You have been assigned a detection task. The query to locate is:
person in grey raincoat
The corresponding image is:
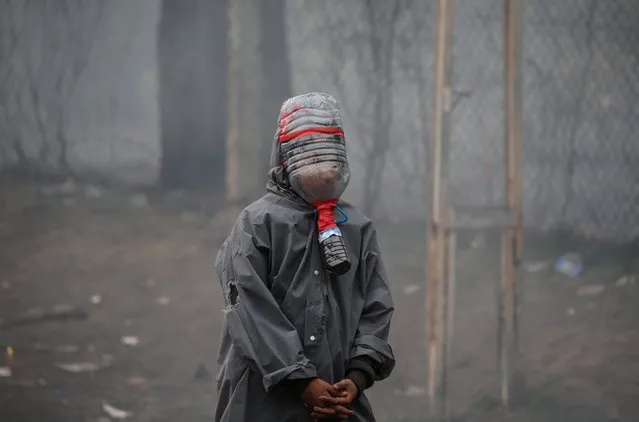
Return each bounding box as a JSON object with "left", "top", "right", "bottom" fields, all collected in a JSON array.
[{"left": 214, "top": 92, "right": 395, "bottom": 421}]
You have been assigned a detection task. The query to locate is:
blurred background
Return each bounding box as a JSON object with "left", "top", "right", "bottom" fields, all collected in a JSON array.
[{"left": 0, "top": 0, "right": 638, "bottom": 421}]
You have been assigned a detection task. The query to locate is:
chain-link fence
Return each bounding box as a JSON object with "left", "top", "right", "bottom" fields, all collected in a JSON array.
[
  {"left": 286, "top": 0, "right": 435, "bottom": 217},
  {"left": 287, "top": 0, "right": 639, "bottom": 241},
  {"left": 2, "top": 0, "right": 636, "bottom": 240},
  {"left": 449, "top": 0, "right": 639, "bottom": 241}
]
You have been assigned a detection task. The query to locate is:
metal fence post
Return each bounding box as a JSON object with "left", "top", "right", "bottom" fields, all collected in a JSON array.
[
  {"left": 427, "top": 0, "right": 455, "bottom": 419},
  {"left": 500, "top": 0, "right": 523, "bottom": 409}
]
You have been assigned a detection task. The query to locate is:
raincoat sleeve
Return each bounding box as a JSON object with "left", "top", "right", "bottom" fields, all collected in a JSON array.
[
  {"left": 349, "top": 224, "right": 395, "bottom": 382},
  {"left": 215, "top": 211, "right": 318, "bottom": 393}
]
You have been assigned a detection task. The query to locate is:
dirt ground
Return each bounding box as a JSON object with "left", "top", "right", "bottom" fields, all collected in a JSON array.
[{"left": 0, "top": 186, "right": 638, "bottom": 422}]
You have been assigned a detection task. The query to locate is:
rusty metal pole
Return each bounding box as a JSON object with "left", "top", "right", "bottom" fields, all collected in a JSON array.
[
  {"left": 427, "top": 0, "right": 455, "bottom": 418},
  {"left": 501, "top": 0, "right": 523, "bottom": 409}
]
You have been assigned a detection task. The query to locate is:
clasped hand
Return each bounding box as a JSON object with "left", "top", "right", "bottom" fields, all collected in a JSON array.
[{"left": 301, "top": 378, "right": 359, "bottom": 421}]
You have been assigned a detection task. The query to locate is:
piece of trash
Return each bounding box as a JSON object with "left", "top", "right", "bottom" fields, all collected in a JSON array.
[
  {"left": 523, "top": 261, "right": 550, "bottom": 273},
  {"left": 0, "top": 367, "right": 12, "bottom": 377},
  {"left": 402, "top": 385, "right": 426, "bottom": 397},
  {"left": 56, "top": 345, "right": 79, "bottom": 353},
  {"left": 56, "top": 362, "right": 101, "bottom": 373},
  {"left": 102, "top": 402, "right": 132, "bottom": 419},
  {"left": 402, "top": 284, "right": 420, "bottom": 296},
  {"left": 470, "top": 234, "right": 486, "bottom": 249},
  {"left": 53, "top": 304, "right": 77, "bottom": 313},
  {"left": 126, "top": 376, "right": 147, "bottom": 387},
  {"left": 194, "top": 363, "right": 213, "bottom": 382},
  {"left": 567, "top": 307, "right": 576, "bottom": 316},
  {"left": 1, "top": 280, "right": 10, "bottom": 290},
  {"left": 554, "top": 253, "right": 583, "bottom": 278},
  {"left": 6, "top": 346, "right": 14, "bottom": 360},
  {"left": 90, "top": 295, "right": 103, "bottom": 305},
  {"left": 156, "top": 296, "right": 170, "bottom": 306},
  {"left": 121, "top": 336, "right": 140, "bottom": 347},
  {"left": 33, "top": 343, "right": 80, "bottom": 354},
  {"left": 577, "top": 284, "right": 605, "bottom": 297},
  {"left": 616, "top": 275, "right": 637, "bottom": 287},
  {"left": 56, "top": 354, "right": 112, "bottom": 373},
  {"left": 1, "top": 304, "right": 88, "bottom": 329}
]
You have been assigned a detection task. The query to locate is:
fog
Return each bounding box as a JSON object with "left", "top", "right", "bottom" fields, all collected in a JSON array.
[{"left": 0, "top": 1, "right": 638, "bottom": 421}]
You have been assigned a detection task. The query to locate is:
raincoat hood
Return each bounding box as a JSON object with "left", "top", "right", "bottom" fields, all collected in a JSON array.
[
  {"left": 266, "top": 95, "right": 294, "bottom": 198},
  {"left": 266, "top": 129, "right": 293, "bottom": 198}
]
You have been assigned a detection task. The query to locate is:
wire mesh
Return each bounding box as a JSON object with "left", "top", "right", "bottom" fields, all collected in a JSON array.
[
  {"left": 447, "top": 0, "right": 639, "bottom": 240},
  {"left": 286, "top": 0, "right": 639, "bottom": 240},
  {"left": 2, "top": 0, "right": 636, "bottom": 240}
]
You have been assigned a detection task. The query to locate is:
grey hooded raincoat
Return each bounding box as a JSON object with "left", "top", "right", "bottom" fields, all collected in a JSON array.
[{"left": 214, "top": 135, "right": 395, "bottom": 422}]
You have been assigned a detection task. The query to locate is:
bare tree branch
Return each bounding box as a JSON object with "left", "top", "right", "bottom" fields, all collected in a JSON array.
[{"left": 1, "top": 1, "right": 105, "bottom": 173}]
